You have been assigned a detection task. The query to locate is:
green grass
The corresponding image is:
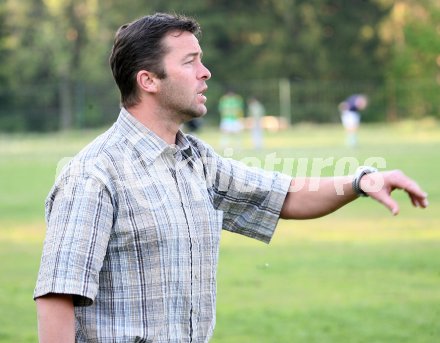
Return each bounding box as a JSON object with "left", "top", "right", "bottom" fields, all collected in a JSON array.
[{"left": 1, "top": 120, "right": 439, "bottom": 342}]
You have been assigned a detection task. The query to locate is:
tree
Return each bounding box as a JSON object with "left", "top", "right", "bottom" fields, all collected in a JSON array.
[
  {"left": 379, "top": 0, "right": 440, "bottom": 119},
  {"left": 1, "top": 0, "right": 59, "bottom": 131},
  {"left": 0, "top": 0, "right": 438, "bottom": 131}
]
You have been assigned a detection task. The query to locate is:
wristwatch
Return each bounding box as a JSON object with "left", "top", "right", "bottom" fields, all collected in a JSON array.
[{"left": 352, "top": 166, "right": 379, "bottom": 197}]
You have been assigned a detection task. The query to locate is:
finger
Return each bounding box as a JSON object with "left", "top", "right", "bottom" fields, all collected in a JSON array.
[
  {"left": 397, "top": 177, "right": 426, "bottom": 199},
  {"left": 390, "top": 203, "right": 399, "bottom": 216},
  {"left": 409, "top": 192, "right": 422, "bottom": 207},
  {"left": 371, "top": 192, "right": 400, "bottom": 216},
  {"left": 390, "top": 172, "right": 428, "bottom": 208},
  {"left": 408, "top": 192, "right": 429, "bottom": 208}
]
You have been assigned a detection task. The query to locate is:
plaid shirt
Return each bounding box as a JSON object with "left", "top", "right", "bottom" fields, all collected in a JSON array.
[{"left": 34, "top": 108, "right": 291, "bottom": 342}]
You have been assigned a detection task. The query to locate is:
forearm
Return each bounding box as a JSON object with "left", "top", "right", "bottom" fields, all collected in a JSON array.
[
  {"left": 36, "top": 294, "right": 75, "bottom": 343},
  {"left": 280, "top": 176, "right": 357, "bottom": 219},
  {"left": 280, "top": 169, "right": 428, "bottom": 219}
]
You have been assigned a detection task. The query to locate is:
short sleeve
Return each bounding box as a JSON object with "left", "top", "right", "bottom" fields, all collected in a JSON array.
[
  {"left": 34, "top": 173, "right": 114, "bottom": 306},
  {"left": 204, "top": 149, "right": 292, "bottom": 243}
]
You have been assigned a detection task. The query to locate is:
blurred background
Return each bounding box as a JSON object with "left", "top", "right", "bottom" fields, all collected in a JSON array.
[
  {"left": 1, "top": 1, "right": 440, "bottom": 342},
  {"left": 0, "top": 0, "right": 439, "bottom": 132}
]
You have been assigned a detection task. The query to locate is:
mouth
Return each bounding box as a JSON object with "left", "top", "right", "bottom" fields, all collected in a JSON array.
[
  {"left": 197, "top": 87, "right": 208, "bottom": 101},
  {"left": 197, "top": 86, "right": 208, "bottom": 95}
]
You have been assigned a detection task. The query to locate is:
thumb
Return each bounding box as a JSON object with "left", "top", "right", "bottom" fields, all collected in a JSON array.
[{"left": 373, "top": 193, "right": 400, "bottom": 216}]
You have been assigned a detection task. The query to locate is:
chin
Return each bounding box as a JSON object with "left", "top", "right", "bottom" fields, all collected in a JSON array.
[
  {"left": 182, "top": 111, "right": 205, "bottom": 122},
  {"left": 191, "top": 106, "right": 207, "bottom": 118}
]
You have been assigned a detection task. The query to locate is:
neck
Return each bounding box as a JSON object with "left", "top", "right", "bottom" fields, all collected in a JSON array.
[{"left": 127, "top": 104, "right": 181, "bottom": 145}]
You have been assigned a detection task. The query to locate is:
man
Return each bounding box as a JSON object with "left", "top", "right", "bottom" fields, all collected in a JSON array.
[
  {"left": 247, "top": 96, "right": 265, "bottom": 149},
  {"left": 339, "top": 94, "right": 368, "bottom": 148},
  {"left": 34, "top": 13, "right": 428, "bottom": 343},
  {"left": 218, "top": 90, "right": 244, "bottom": 148}
]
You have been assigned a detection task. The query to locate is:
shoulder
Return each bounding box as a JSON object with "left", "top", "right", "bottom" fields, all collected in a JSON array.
[{"left": 55, "top": 124, "right": 127, "bottom": 185}]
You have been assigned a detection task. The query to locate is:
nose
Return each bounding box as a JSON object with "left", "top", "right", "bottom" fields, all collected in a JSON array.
[{"left": 199, "top": 62, "right": 211, "bottom": 81}]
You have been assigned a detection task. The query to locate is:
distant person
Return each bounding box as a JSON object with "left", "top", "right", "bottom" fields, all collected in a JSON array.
[
  {"left": 339, "top": 94, "right": 368, "bottom": 148},
  {"left": 247, "top": 96, "right": 265, "bottom": 149},
  {"left": 218, "top": 90, "right": 244, "bottom": 148},
  {"left": 34, "top": 13, "right": 428, "bottom": 342}
]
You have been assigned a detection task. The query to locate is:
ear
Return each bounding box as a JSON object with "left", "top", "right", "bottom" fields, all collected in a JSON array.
[{"left": 136, "top": 70, "right": 158, "bottom": 93}]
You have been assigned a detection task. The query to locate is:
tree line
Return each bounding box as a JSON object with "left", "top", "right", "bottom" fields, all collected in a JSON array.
[{"left": 0, "top": 0, "right": 439, "bottom": 132}]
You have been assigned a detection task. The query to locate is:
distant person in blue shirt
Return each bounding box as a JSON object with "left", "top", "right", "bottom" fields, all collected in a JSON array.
[{"left": 339, "top": 94, "right": 368, "bottom": 148}]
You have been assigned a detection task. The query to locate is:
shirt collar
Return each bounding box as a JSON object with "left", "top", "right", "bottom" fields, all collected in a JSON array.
[{"left": 116, "top": 107, "right": 193, "bottom": 165}]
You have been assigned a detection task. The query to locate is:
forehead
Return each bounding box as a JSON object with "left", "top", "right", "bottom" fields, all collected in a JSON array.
[{"left": 162, "top": 31, "right": 202, "bottom": 58}]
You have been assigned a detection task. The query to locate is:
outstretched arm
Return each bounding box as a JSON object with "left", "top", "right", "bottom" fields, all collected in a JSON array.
[{"left": 280, "top": 170, "right": 428, "bottom": 220}]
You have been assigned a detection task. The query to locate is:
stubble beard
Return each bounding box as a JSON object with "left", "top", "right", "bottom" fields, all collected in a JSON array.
[{"left": 159, "top": 78, "right": 206, "bottom": 123}]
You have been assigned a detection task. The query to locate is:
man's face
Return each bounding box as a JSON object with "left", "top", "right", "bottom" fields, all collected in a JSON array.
[{"left": 156, "top": 31, "right": 211, "bottom": 121}]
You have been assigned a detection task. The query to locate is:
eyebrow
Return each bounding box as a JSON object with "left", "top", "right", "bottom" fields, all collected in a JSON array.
[{"left": 182, "top": 51, "right": 203, "bottom": 61}]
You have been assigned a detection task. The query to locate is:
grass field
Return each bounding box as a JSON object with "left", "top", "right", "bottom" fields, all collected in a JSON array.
[{"left": 0, "top": 120, "right": 439, "bottom": 342}]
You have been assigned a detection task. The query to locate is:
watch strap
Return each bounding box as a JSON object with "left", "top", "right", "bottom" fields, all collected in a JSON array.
[{"left": 352, "top": 166, "right": 378, "bottom": 197}]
